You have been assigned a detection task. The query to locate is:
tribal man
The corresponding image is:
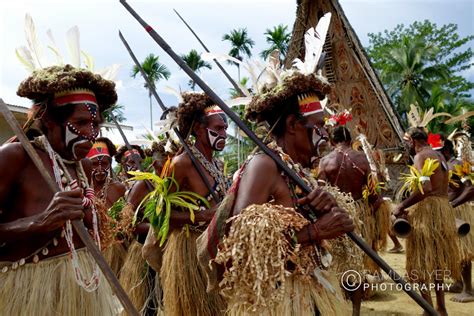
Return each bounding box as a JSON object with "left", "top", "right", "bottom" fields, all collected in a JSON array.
[
  {"left": 157, "top": 92, "right": 229, "bottom": 316},
  {"left": 86, "top": 137, "right": 127, "bottom": 276},
  {"left": 115, "top": 144, "right": 145, "bottom": 182},
  {"left": 0, "top": 65, "right": 117, "bottom": 314},
  {"left": 319, "top": 125, "right": 388, "bottom": 314},
  {"left": 393, "top": 127, "right": 460, "bottom": 316},
  {"left": 198, "top": 69, "right": 355, "bottom": 315},
  {"left": 440, "top": 137, "right": 474, "bottom": 302}
]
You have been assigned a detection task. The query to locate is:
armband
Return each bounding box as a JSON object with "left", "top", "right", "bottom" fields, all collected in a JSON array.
[
  {"left": 419, "top": 176, "right": 431, "bottom": 182},
  {"left": 461, "top": 176, "right": 469, "bottom": 183}
]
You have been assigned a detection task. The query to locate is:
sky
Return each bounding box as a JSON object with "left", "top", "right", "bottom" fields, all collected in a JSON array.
[{"left": 1, "top": 0, "right": 473, "bottom": 144}]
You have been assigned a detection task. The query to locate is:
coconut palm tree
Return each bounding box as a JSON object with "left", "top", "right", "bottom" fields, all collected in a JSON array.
[
  {"left": 181, "top": 49, "right": 212, "bottom": 90},
  {"left": 380, "top": 37, "right": 448, "bottom": 116},
  {"left": 260, "top": 24, "right": 291, "bottom": 63},
  {"left": 131, "top": 53, "right": 171, "bottom": 131},
  {"left": 222, "top": 28, "right": 255, "bottom": 80}
]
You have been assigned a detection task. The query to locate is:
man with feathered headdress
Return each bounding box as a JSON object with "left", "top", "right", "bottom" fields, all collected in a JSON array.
[
  {"left": 139, "top": 91, "right": 229, "bottom": 316},
  {"left": 197, "top": 13, "right": 355, "bottom": 315},
  {"left": 0, "top": 16, "right": 120, "bottom": 314},
  {"left": 393, "top": 105, "right": 461, "bottom": 315}
]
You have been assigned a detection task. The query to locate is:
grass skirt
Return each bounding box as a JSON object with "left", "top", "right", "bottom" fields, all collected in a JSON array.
[
  {"left": 226, "top": 273, "right": 350, "bottom": 316},
  {"left": 454, "top": 202, "right": 474, "bottom": 264},
  {"left": 103, "top": 242, "right": 127, "bottom": 277},
  {"left": 0, "top": 249, "right": 116, "bottom": 316},
  {"left": 161, "top": 229, "right": 226, "bottom": 316},
  {"left": 119, "top": 239, "right": 150, "bottom": 315},
  {"left": 406, "top": 196, "right": 461, "bottom": 283}
]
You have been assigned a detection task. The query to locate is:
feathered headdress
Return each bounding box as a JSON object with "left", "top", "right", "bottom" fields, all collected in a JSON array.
[
  {"left": 407, "top": 104, "right": 452, "bottom": 130},
  {"left": 427, "top": 133, "right": 443, "bottom": 150},
  {"left": 16, "top": 14, "right": 120, "bottom": 80}
]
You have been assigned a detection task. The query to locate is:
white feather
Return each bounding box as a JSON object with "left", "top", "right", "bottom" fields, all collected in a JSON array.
[
  {"left": 292, "top": 12, "right": 331, "bottom": 75},
  {"left": 225, "top": 97, "right": 252, "bottom": 107},
  {"left": 66, "top": 26, "right": 81, "bottom": 67},
  {"left": 24, "top": 14, "right": 46, "bottom": 68},
  {"left": 163, "top": 86, "right": 183, "bottom": 103},
  {"left": 46, "top": 29, "right": 63, "bottom": 65},
  {"left": 15, "top": 46, "right": 35, "bottom": 72},
  {"left": 97, "top": 64, "right": 121, "bottom": 81},
  {"left": 81, "top": 51, "right": 95, "bottom": 71}
]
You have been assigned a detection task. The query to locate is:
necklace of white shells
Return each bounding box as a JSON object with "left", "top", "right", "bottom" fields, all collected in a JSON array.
[{"left": 42, "top": 135, "right": 101, "bottom": 292}]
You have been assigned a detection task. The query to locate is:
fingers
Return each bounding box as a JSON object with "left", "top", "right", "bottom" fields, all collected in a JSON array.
[
  {"left": 298, "top": 188, "right": 337, "bottom": 213},
  {"left": 58, "top": 188, "right": 83, "bottom": 198}
]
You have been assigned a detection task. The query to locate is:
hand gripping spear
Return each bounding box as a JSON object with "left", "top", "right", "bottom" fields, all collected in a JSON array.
[
  {"left": 173, "top": 9, "right": 246, "bottom": 97},
  {"left": 118, "top": 31, "right": 220, "bottom": 204},
  {"left": 0, "top": 98, "right": 140, "bottom": 316},
  {"left": 119, "top": 1, "right": 438, "bottom": 314}
]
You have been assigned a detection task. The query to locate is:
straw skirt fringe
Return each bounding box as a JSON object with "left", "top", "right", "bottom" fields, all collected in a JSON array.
[
  {"left": 119, "top": 239, "right": 149, "bottom": 315},
  {"left": 454, "top": 202, "right": 474, "bottom": 263},
  {"left": 406, "top": 196, "right": 461, "bottom": 283},
  {"left": 160, "top": 229, "right": 226, "bottom": 316},
  {"left": 226, "top": 273, "right": 350, "bottom": 316},
  {"left": 375, "top": 200, "right": 390, "bottom": 251},
  {"left": 103, "top": 242, "right": 127, "bottom": 277},
  {"left": 0, "top": 249, "right": 116, "bottom": 316}
]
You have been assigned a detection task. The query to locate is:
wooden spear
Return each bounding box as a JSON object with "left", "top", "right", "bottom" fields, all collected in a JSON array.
[
  {"left": 118, "top": 30, "right": 220, "bottom": 203},
  {"left": 173, "top": 9, "right": 246, "bottom": 97},
  {"left": 119, "top": 1, "right": 438, "bottom": 314},
  {"left": 0, "top": 98, "right": 140, "bottom": 316}
]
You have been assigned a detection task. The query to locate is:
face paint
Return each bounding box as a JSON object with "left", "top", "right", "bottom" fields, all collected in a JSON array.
[
  {"left": 207, "top": 128, "right": 226, "bottom": 151},
  {"left": 311, "top": 126, "right": 329, "bottom": 156},
  {"left": 64, "top": 103, "right": 99, "bottom": 159},
  {"left": 92, "top": 155, "right": 110, "bottom": 182}
]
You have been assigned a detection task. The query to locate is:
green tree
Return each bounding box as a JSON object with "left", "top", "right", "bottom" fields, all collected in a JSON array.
[
  {"left": 260, "top": 24, "right": 291, "bottom": 63},
  {"left": 131, "top": 54, "right": 171, "bottom": 131},
  {"left": 222, "top": 28, "right": 255, "bottom": 80},
  {"left": 102, "top": 103, "right": 126, "bottom": 124},
  {"left": 181, "top": 49, "right": 212, "bottom": 90},
  {"left": 380, "top": 37, "right": 448, "bottom": 113},
  {"left": 367, "top": 20, "right": 473, "bottom": 127}
]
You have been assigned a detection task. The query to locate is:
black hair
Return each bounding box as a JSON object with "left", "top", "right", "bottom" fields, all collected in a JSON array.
[
  {"left": 259, "top": 94, "right": 306, "bottom": 138},
  {"left": 442, "top": 139, "right": 455, "bottom": 157},
  {"left": 332, "top": 126, "right": 352, "bottom": 144},
  {"left": 406, "top": 127, "right": 428, "bottom": 142}
]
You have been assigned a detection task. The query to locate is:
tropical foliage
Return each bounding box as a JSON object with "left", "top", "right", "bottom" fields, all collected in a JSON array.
[
  {"left": 222, "top": 28, "right": 255, "bottom": 80},
  {"left": 181, "top": 49, "right": 212, "bottom": 90},
  {"left": 130, "top": 53, "right": 171, "bottom": 130},
  {"left": 128, "top": 159, "right": 209, "bottom": 246},
  {"left": 367, "top": 21, "right": 473, "bottom": 132},
  {"left": 260, "top": 24, "right": 291, "bottom": 63}
]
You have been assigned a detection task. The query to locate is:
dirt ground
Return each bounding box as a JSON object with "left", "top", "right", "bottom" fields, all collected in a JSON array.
[{"left": 360, "top": 239, "right": 473, "bottom": 315}]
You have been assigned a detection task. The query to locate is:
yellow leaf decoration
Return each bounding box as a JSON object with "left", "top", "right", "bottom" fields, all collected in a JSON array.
[
  {"left": 453, "top": 162, "right": 473, "bottom": 184},
  {"left": 399, "top": 158, "right": 439, "bottom": 196},
  {"left": 362, "top": 173, "right": 386, "bottom": 201},
  {"left": 128, "top": 160, "right": 209, "bottom": 246}
]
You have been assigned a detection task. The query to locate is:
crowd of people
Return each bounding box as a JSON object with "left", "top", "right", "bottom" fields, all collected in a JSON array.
[{"left": 0, "top": 11, "right": 473, "bottom": 316}]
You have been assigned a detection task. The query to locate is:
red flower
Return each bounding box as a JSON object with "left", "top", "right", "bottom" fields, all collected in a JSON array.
[{"left": 428, "top": 133, "right": 443, "bottom": 150}]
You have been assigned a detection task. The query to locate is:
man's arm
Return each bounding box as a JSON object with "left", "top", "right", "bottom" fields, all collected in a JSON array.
[
  {"left": 394, "top": 154, "right": 432, "bottom": 215},
  {"left": 317, "top": 158, "right": 328, "bottom": 182}
]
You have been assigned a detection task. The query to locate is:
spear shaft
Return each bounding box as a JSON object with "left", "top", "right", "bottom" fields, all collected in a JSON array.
[
  {"left": 118, "top": 31, "right": 220, "bottom": 203},
  {"left": 173, "top": 9, "right": 245, "bottom": 97},
  {"left": 119, "top": 1, "right": 437, "bottom": 314}
]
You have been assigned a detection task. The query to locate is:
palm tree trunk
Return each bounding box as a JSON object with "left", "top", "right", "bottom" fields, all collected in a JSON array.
[
  {"left": 237, "top": 64, "right": 241, "bottom": 82},
  {"left": 149, "top": 92, "right": 153, "bottom": 131}
]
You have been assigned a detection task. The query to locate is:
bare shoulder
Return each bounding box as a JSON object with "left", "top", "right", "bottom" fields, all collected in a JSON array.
[
  {"left": 110, "top": 180, "right": 127, "bottom": 195},
  {"left": 246, "top": 153, "right": 278, "bottom": 176},
  {"left": 0, "top": 142, "right": 28, "bottom": 172},
  {"left": 172, "top": 151, "right": 192, "bottom": 169}
]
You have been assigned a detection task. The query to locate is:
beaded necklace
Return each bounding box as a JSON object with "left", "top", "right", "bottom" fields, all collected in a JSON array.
[
  {"left": 188, "top": 144, "right": 229, "bottom": 202},
  {"left": 39, "top": 136, "right": 101, "bottom": 292}
]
